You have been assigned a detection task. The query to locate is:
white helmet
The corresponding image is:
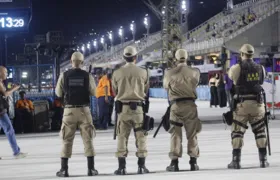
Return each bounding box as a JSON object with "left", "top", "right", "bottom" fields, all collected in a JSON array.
[
  {"left": 175, "top": 49, "right": 188, "bottom": 61},
  {"left": 123, "top": 46, "right": 137, "bottom": 58},
  {"left": 240, "top": 44, "right": 254, "bottom": 55}
]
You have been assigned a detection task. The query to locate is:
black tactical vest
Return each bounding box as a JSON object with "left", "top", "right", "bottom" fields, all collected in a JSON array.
[
  {"left": 235, "top": 59, "right": 263, "bottom": 95},
  {"left": 63, "top": 69, "right": 90, "bottom": 105}
]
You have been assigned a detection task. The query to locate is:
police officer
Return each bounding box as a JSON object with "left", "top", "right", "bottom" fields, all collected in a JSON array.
[
  {"left": 163, "top": 49, "right": 201, "bottom": 172},
  {"left": 112, "top": 46, "right": 149, "bottom": 175},
  {"left": 228, "top": 44, "right": 269, "bottom": 169},
  {"left": 55, "top": 52, "right": 98, "bottom": 177}
]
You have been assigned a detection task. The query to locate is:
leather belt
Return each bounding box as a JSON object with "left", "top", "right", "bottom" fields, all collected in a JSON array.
[
  {"left": 240, "top": 97, "right": 258, "bottom": 101},
  {"left": 170, "top": 97, "right": 195, "bottom": 105},
  {"left": 64, "top": 105, "right": 89, "bottom": 108},
  {"left": 122, "top": 102, "right": 143, "bottom": 106}
]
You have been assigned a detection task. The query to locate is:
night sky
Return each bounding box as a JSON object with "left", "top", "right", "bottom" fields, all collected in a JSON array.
[{"left": 6, "top": 0, "right": 247, "bottom": 55}]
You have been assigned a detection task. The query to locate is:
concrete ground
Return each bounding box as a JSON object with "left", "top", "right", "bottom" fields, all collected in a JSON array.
[
  {"left": 1, "top": 122, "right": 280, "bottom": 180},
  {"left": 148, "top": 98, "right": 280, "bottom": 123}
]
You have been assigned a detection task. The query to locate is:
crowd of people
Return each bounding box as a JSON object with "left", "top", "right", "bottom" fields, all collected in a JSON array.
[
  {"left": 206, "top": 8, "right": 257, "bottom": 40},
  {"left": 209, "top": 69, "right": 233, "bottom": 108}
]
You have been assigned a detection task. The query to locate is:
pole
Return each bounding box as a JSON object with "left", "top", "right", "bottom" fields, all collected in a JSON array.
[
  {"left": 4, "top": 34, "right": 8, "bottom": 66},
  {"left": 110, "top": 41, "right": 114, "bottom": 58},
  {"left": 133, "top": 33, "right": 135, "bottom": 42},
  {"left": 271, "top": 57, "right": 275, "bottom": 118},
  {"left": 36, "top": 50, "right": 41, "bottom": 92},
  {"left": 147, "top": 28, "right": 150, "bottom": 46},
  {"left": 263, "top": 90, "right": 272, "bottom": 156},
  {"left": 0, "top": 36, "right": 2, "bottom": 65}
]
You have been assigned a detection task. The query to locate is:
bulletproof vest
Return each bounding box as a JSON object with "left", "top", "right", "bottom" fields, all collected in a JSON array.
[
  {"left": 235, "top": 59, "right": 263, "bottom": 95},
  {"left": 63, "top": 69, "right": 90, "bottom": 105}
]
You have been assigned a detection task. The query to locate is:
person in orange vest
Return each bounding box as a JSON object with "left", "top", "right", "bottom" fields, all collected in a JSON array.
[
  {"left": 106, "top": 68, "right": 115, "bottom": 127},
  {"left": 96, "top": 70, "right": 111, "bottom": 130}
]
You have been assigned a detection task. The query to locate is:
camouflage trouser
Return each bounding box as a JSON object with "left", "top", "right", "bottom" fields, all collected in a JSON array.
[
  {"left": 232, "top": 100, "right": 266, "bottom": 149},
  {"left": 60, "top": 107, "right": 96, "bottom": 158},
  {"left": 116, "top": 105, "right": 147, "bottom": 158},
  {"left": 168, "top": 101, "right": 202, "bottom": 160}
]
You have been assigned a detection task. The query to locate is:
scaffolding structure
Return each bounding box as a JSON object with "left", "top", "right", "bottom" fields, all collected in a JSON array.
[{"left": 143, "top": 0, "right": 189, "bottom": 68}]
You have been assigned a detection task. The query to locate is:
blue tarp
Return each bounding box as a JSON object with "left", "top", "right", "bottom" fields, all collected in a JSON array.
[{"left": 148, "top": 86, "right": 211, "bottom": 100}]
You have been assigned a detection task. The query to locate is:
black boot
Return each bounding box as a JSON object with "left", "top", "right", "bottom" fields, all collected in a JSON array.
[
  {"left": 56, "top": 158, "right": 69, "bottom": 177},
  {"left": 228, "top": 149, "right": 241, "bottom": 169},
  {"left": 166, "top": 159, "right": 179, "bottom": 172},
  {"left": 87, "top": 156, "right": 99, "bottom": 176},
  {"left": 137, "top": 158, "right": 149, "bottom": 174},
  {"left": 259, "top": 148, "right": 269, "bottom": 168},
  {"left": 189, "top": 157, "right": 199, "bottom": 171},
  {"left": 114, "top": 158, "right": 127, "bottom": 175}
]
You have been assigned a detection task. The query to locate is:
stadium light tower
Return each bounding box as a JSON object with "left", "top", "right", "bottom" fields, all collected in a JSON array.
[
  {"left": 119, "top": 26, "right": 124, "bottom": 46},
  {"left": 181, "top": 0, "right": 187, "bottom": 11},
  {"left": 93, "top": 39, "right": 98, "bottom": 52},
  {"left": 144, "top": 14, "right": 150, "bottom": 37},
  {"left": 100, "top": 36, "right": 104, "bottom": 44},
  {"left": 108, "top": 31, "right": 113, "bottom": 46},
  {"left": 227, "top": 0, "right": 233, "bottom": 10},
  {"left": 181, "top": 0, "right": 188, "bottom": 26},
  {"left": 81, "top": 44, "right": 85, "bottom": 52},
  {"left": 108, "top": 31, "right": 114, "bottom": 56},
  {"left": 143, "top": 0, "right": 190, "bottom": 68},
  {"left": 130, "top": 21, "right": 136, "bottom": 41},
  {"left": 161, "top": 6, "right": 166, "bottom": 15},
  {"left": 100, "top": 35, "right": 107, "bottom": 52}
]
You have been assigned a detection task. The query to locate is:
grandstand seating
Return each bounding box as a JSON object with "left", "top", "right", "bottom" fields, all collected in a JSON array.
[{"left": 60, "top": 0, "right": 275, "bottom": 70}]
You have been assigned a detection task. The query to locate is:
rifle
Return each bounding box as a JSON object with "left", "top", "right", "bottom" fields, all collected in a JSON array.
[
  {"left": 153, "top": 118, "right": 164, "bottom": 138},
  {"left": 262, "top": 90, "right": 271, "bottom": 156},
  {"left": 153, "top": 105, "right": 171, "bottom": 138},
  {"left": 113, "top": 110, "right": 118, "bottom": 140},
  {"left": 89, "top": 65, "right": 92, "bottom": 74}
]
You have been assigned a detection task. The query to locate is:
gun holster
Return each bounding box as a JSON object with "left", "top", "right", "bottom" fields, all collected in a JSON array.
[
  {"left": 143, "top": 101, "right": 150, "bottom": 113},
  {"left": 222, "top": 111, "right": 233, "bottom": 126},
  {"left": 127, "top": 102, "right": 137, "bottom": 110},
  {"left": 143, "top": 115, "right": 154, "bottom": 131},
  {"left": 231, "top": 98, "right": 238, "bottom": 111},
  {"left": 256, "top": 93, "right": 263, "bottom": 104},
  {"left": 115, "top": 101, "right": 123, "bottom": 113}
]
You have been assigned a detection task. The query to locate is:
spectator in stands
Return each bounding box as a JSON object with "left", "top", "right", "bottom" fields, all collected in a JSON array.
[
  {"left": 213, "top": 23, "right": 218, "bottom": 30},
  {"left": 15, "top": 91, "right": 34, "bottom": 133},
  {"left": 96, "top": 70, "right": 111, "bottom": 130},
  {"left": 206, "top": 24, "right": 210, "bottom": 32},
  {"left": 16, "top": 91, "right": 34, "bottom": 111},
  {"left": 0, "top": 66, "right": 27, "bottom": 159},
  {"left": 209, "top": 74, "right": 218, "bottom": 108},
  {"left": 242, "top": 14, "right": 248, "bottom": 25},
  {"left": 224, "top": 68, "right": 233, "bottom": 107},
  {"left": 248, "top": 12, "right": 256, "bottom": 22}
]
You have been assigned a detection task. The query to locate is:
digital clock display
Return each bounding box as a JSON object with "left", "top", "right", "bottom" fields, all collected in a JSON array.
[{"left": 0, "top": 17, "right": 25, "bottom": 28}]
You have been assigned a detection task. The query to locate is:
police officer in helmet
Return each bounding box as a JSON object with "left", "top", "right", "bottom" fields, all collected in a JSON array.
[
  {"left": 112, "top": 46, "right": 150, "bottom": 175},
  {"left": 228, "top": 44, "right": 269, "bottom": 169},
  {"left": 55, "top": 52, "right": 98, "bottom": 177}
]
